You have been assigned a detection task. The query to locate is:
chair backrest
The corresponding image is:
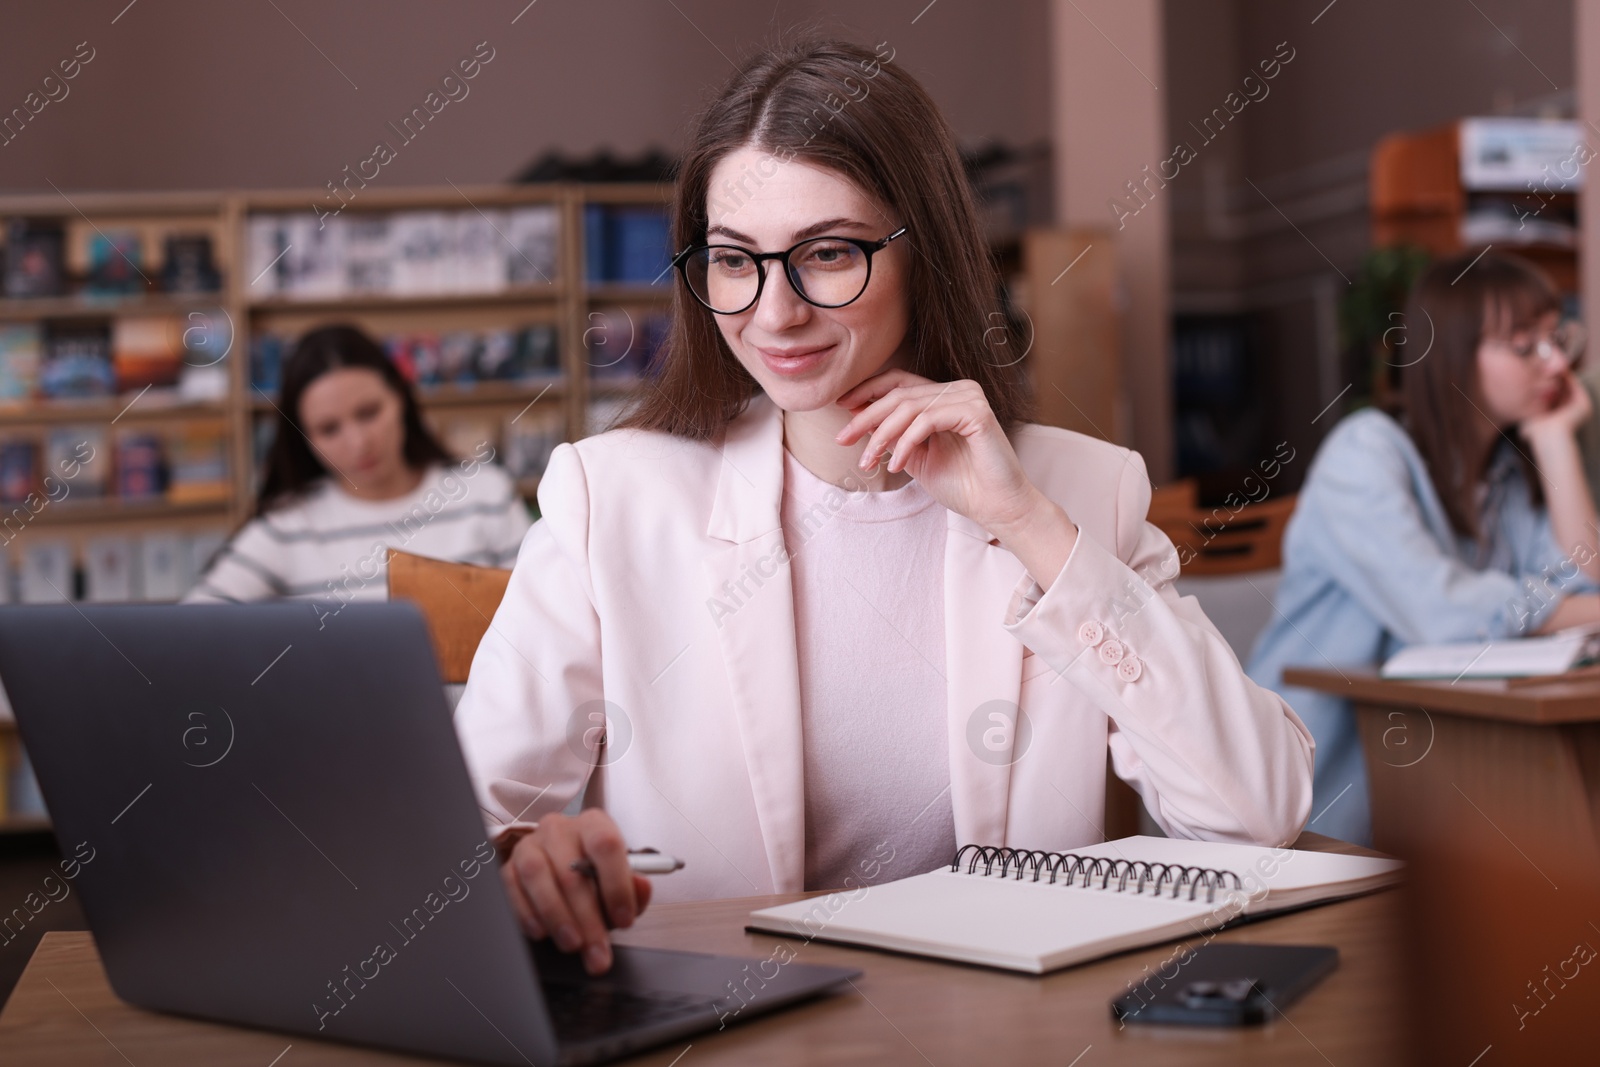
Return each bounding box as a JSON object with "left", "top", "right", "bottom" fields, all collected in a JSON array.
[
  {"left": 385, "top": 549, "right": 512, "bottom": 684},
  {"left": 1148, "top": 486, "right": 1298, "bottom": 577}
]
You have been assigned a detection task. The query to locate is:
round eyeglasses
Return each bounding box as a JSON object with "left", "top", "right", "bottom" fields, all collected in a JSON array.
[
  {"left": 672, "top": 226, "right": 908, "bottom": 315},
  {"left": 1507, "top": 319, "right": 1586, "bottom": 368}
]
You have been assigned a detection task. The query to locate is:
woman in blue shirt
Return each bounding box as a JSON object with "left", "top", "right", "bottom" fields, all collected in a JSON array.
[{"left": 1248, "top": 249, "right": 1600, "bottom": 845}]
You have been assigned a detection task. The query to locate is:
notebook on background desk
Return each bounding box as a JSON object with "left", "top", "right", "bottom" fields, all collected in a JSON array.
[
  {"left": 746, "top": 836, "right": 1403, "bottom": 975},
  {"left": 1380, "top": 622, "right": 1600, "bottom": 680}
]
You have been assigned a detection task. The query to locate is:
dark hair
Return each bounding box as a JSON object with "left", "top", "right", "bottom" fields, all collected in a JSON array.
[
  {"left": 255, "top": 324, "right": 453, "bottom": 516},
  {"left": 616, "top": 34, "right": 1031, "bottom": 439},
  {"left": 1399, "top": 248, "right": 1558, "bottom": 539}
]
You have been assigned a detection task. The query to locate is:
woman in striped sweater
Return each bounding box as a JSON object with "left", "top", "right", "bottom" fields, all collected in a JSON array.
[{"left": 186, "top": 324, "right": 531, "bottom": 610}]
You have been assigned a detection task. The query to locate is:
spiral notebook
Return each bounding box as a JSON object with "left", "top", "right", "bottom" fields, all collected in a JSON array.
[{"left": 745, "top": 836, "right": 1403, "bottom": 974}]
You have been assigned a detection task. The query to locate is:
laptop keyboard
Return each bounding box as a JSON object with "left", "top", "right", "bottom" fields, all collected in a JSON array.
[{"left": 542, "top": 981, "right": 716, "bottom": 1043}]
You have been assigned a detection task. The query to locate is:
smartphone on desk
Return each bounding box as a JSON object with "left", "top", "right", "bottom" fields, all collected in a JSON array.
[{"left": 1111, "top": 943, "right": 1339, "bottom": 1026}]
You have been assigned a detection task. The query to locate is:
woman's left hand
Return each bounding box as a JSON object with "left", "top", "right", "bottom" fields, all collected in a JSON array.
[{"left": 834, "top": 369, "right": 1041, "bottom": 533}]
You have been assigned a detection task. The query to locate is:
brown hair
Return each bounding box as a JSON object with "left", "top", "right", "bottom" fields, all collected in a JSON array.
[
  {"left": 616, "top": 34, "right": 1030, "bottom": 439},
  {"left": 257, "top": 324, "right": 453, "bottom": 516},
  {"left": 1399, "top": 248, "right": 1558, "bottom": 539}
]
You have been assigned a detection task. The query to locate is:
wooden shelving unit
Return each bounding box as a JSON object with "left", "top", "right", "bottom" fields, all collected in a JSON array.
[
  {"left": 1371, "top": 120, "right": 1579, "bottom": 295},
  {"left": 0, "top": 182, "right": 672, "bottom": 827},
  {"left": 0, "top": 181, "right": 673, "bottom": 559}
]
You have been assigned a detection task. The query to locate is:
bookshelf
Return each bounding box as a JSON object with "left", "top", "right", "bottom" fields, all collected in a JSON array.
[
  {"left": 1371, "top": 118, "right": 1580, "bottom": 297},
  {"left": 0, "top": 182, "right": 673, "bottom": 601},
  {"left": 0, "top": 181, "right": 672, "bottom": 827}
]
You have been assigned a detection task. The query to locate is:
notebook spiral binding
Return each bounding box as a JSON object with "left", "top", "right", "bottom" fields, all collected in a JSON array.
[{"left": 949, "top": 845, "right": 1245, "bottom": 904}]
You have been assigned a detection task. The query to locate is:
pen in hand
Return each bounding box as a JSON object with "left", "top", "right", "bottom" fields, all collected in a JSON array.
[{"left": 570, "top": 848, "right": 685, "bottom": 878}]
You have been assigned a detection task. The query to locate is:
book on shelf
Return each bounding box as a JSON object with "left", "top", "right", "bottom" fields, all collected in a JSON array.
[
  {"left": 160, "top": 233, "right": 222, "bottom": 294},
  {"left": 1460, "top": 200, "right": 1576, "bottom": 248},
  {"left": 165, "top": 424, "right": 230, "bottom": 504},
  {"left": 504, "top": 205, "right": 560, "bottom": 286},
  {"left": 114, "top": 431, "right": 166, "bottom": 500},
  {"left": 584, "top": 204, "right": 671, "bottom": 285},
  {"left": 0, "top": 528, "right": 232, "bottom": 607},
  {"left": 0, "top": 439, "right": 38, "bottom": 503},
  {"left": 392, "top": 211, "right": 448, "bottom": 296},
  {"left": 746, "top": 836, "right": 1404, "bottom": 976},
  {"left": 3, "top": 218, "right": 66, "bottom": 298},
  {"left": 342, "top": 214, "right": 394, "bottom": 294},
  {"left": 245, "top": 205, "right": 559, "bottom": 299},
  {"left": 610, "top": 206, "right": 672, "bottom": 284},
  {"left": 173, "top": 304, "right": 232, "bottom": 399},
  {"left": 19, "top": 540, "right": 73, "bottom": 603},
  {"left": 385, "top": 332, "right": 441, "bottom": 385},
  {"left": 0, "top": 324, "right": 42, "bottom": 401},
  {"left": 177, "top": 361, "right": 230, "bottom": 403},
  {"left": 40, "top": 321, "right": 114, "bottom": 399},
  {"left": 84, "top": 535, "right": 136, "bottom": 602},
  {"left": 139, "top": 531, "right": 184, "bottom": 601},
  {"left": 503, "top": 406, "right": 563, "bottom": 483},
  {"left": 250, "top": 333, "right": 287, "bottom": 395},
  {"left": 511, "top": 324, "right": 560, "bottom": 378},
  {"left": 585, "top": 307, "right": 668, "bottom": 378},
  {"left": 47, "top": 425, "right": 109, "bottom": 499},
  {"left": 280, "top": 214, "right": 346, "bottom": 298},
  {"left": 86, "top": 230, "right": 145, "bottom": 296},
  {"left": 245, "top": 214, "right": 289, "bottom": 296},
  {"left": 111, "top": 315, "right": 184, "bottom": 392},
  {"left": 1459, "top": 117, "right": 1582, "bottom": 192},
  {"left": 250, "top": 324, "right": 560, "bottom": 392},
  {"left": 455, "top": 211, "right": 508, "bottom": 292},
  {"left": 438, "top": 331, "right": 477, "bottom": 382},
  {"left": 183, "top": 528, "right": 227, "bottom": 590}
]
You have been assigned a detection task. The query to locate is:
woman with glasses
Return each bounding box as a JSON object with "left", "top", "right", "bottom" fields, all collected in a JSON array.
[
  {"left": 455, "top": 36, "right": 1314, "bottom": 976},
  {"left": 1248, "top": 249, "right": 1600, "bottom": 847}
]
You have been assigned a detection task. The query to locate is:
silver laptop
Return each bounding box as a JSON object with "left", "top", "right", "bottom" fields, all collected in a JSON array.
[{"left": 0, "top": 601, "right": 857, "bottom": 1066}]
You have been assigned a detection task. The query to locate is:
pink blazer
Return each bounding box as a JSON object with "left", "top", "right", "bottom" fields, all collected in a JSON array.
[{"left": 454, "top": 393, "right": 1315, "bottom": 902}]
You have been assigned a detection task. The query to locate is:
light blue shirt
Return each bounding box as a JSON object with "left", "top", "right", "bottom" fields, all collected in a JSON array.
[{"left": 1246, "top": 408, "right": 1597, "bottom": 845}]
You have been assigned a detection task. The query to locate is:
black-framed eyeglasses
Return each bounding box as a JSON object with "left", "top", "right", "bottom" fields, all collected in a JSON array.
[{"left": 671, "top": 226, "right": 908, "bottom": 315}]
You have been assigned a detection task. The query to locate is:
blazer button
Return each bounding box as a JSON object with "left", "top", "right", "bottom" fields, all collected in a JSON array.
[
  {"left": 1117, "top": 656, "right": 1143, "bottom": 682},
  {"left": 1077, "top": 621, "right": 1105, "bottom": 646},
  {"left": 1098, "top": 639, "right": 1125, "bottom": 665}
]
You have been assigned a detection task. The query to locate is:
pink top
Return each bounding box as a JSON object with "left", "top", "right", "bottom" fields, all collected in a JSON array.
[{"left": 779, "top": 447, "right": 957, "bottom": 891}]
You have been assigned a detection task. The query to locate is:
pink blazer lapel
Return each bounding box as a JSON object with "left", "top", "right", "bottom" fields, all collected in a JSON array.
[
  {"left": 703, "top": 396, "right": 807, "bottom": 892},
  {"left": 943, "top": 511, "right": 1028, "bottom": 847}
]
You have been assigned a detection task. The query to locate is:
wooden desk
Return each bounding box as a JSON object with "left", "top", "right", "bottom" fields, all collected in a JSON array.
[
  {"left": 0, "top": 834, "right": 1402, "bottom": 1066},
  {"left": 1283, "top": 667, "right": 1600, "bottom": 876}
]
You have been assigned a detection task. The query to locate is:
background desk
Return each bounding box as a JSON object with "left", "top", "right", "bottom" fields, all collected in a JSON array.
[
  {"left": 0, "top": 834, "right": 1402, "bottom": 1066},
  {"left": 1283, "top": 667, "right": 1600, "bottom": 877}
]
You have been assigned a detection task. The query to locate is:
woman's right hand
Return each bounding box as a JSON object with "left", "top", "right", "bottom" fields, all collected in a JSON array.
[
  {"left": 500, "top": 809, "right": 652, "bottom": 975},
  {"left": 1521, "top": 367, "right": 1593, "bottom": 442}
]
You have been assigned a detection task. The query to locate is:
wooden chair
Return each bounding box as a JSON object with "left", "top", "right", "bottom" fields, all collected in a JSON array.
[
  {"left": 1147, "top": 482, "right": 1298, "bottom": 577},
  {"left": 385, "top": 549, "right": 513, "bottom": 684}
]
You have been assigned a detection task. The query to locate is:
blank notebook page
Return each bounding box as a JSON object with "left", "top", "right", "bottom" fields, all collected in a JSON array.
[{"left": 746, "top": 836, "right": 1403, "bottom": 974}]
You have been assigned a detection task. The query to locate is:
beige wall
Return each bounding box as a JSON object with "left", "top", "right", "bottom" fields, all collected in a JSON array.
[
  {"left": 1049, "top": 0, "right": 1172, "bottom": 479},
  {"left": 0, "top": 1, "right": 1050, "bottom": 192},
  {"left": 1581, "top": 0, "right": 1600, "bottom": 326}
]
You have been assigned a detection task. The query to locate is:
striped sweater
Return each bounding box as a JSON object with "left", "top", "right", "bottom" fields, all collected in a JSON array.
[{"left": 185, "top": 459, "right": 531, "bottom": 607}]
